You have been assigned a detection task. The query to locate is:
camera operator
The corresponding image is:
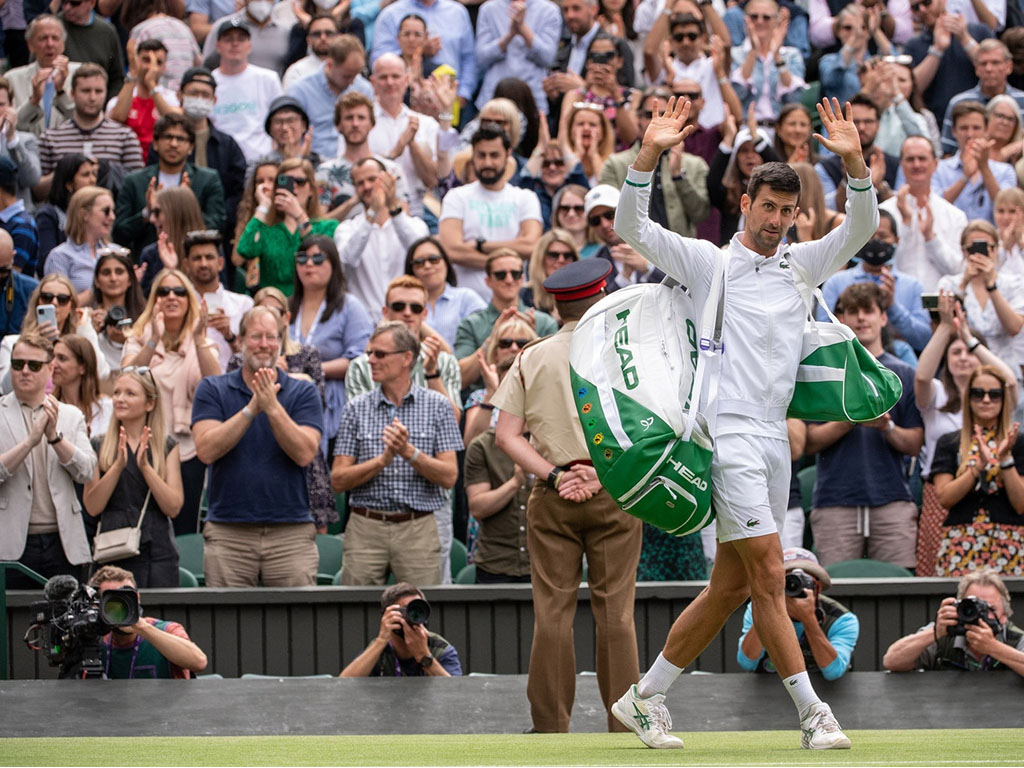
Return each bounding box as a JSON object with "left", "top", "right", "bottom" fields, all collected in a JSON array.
[
  {"left": 87, "top": 565, "right": 207, "bottom": 679},
  {"left": 883, "top": 571, "right": 1024, "bottom": 676},
  {"left": 339, "top": 582, "right": 462, "bottom": 678},
  {"left": 737, "top": 548, "right": 860, "bottom": 680}
]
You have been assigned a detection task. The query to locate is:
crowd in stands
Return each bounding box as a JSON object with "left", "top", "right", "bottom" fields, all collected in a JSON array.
[{"left": 3, "top": 0, "right": 1024, "bottom": 598}]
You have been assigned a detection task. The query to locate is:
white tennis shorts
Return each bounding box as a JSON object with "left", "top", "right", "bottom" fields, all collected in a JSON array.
[{"left": 711, "top": 431, "right": 792, "bottom": 543}]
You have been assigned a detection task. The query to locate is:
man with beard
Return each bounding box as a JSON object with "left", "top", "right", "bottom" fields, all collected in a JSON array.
[
  {"left": 35, "top": 64, "right": 143, "bottom": 199},
  {"left": 182, "top": 229, "right": 253, "bottom": 368},
  {"left": 438, "top": 123, "right": 542, "bottom": 300},
  {"left": 815, "top": 93, "right": 897, "bottom": 210},
  {"left": 611, "top": 96, "right": 875, "bottom": 750},
  {"left": 192, "top": 305, "right": 324, "bottom": 587}
]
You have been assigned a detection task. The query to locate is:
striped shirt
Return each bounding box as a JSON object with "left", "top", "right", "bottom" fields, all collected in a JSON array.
[
  {"left": 38, "top": 117, "right": 144, "bottom": 175},
  {"left": 0, "top": 201, "right": 38, "bottom": 274}
]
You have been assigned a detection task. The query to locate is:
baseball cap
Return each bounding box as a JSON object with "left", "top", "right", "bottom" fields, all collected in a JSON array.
[
  {"left": 181, "top": 67, "right": 216, "bottom": 90},
  {"left": 584, "top": 184, "right": 620, "bottom": 217},
  {"left": 782, "top": 547, "right": 831, "bottom": 590},
  {"left": 217, "top": 17, "right": 251, "bottom": 39}
]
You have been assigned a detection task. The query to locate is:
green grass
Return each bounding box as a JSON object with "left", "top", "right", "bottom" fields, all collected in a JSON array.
[{"left": 3, "top": 730, "right": 1023, "bottom": 766}]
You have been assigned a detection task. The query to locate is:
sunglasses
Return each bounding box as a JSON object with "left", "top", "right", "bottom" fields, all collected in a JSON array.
[
  {"left": 121, "top": 365, "right": 156, "bottom": 385},
  {"left": 281, "top": 176, "right": 310, "bottom": 187},
  {"left": 412, "top": 254, "right": 443, "bottom": 267},
  {"left": 97, "top": 206, "right": 113, "bottom": 216},
  {"left": 156, "top": 285, "right": 188, "bottom": 297},
  {"left": 747, "top": 12, "right": 773, "bottom": 20},
  {"left": 296, "top": 251, "right": 327, "bottom": 265},
  {"left": 497, "top": 337, "right": 530, "bottom": 349},
  {"left": 558, "top": 204, "right": 585, "bottom": 215},
  {"left": 588, "top": 211, "right": 616, "bottom": 227},
  {"left": 910, "top": 0, "right": 931, "bottom": 9},
  {"left": 159, "top": 134, "right": 191, "bottom": 144},
  {"left": 673, "top": 91, "right": 702, "bottom": 100},
  {"left": 490, "top": 269, "right": 523, "bottom": 281},
  {"left": 149, "top": 207, "right": 162, "bottom": 217},
  {"left": 542, "top": 158, "right": 566, "bottom": 169},
  {"left": 308, "top": 29, "right": 338, "bottom": 37},
  {"left": 969, "top": 387, "right": 1004, "bottom": 401},
  {"left": 366, "top": 349, "right": 406, "bottom": 359},
  {"left": 672, "top": 31, "right": 700, "bottom": 42},
  {"left": 39, "top": 291, "right": 72, "bottom": 305},
  {"left": 389, "top": 301, "right": 424, "bottom": 314},
  {"left": 11, "top": 358, "right": 46, "bottom": 372},
  {"left": 545, "top": 250, "right": 575, "bottom": 262},
  {"left": 63, "top": 0, "right": 88, "bottom": 6}
]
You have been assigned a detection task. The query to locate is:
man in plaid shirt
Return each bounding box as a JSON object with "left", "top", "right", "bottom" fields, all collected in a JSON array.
[{"left": 332, "top": 321, "right": 463, "bottom": 586}]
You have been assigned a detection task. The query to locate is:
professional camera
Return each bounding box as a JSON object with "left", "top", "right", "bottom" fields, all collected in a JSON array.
[
  {"left": 393, "top": 598, "right": 430, "bottom": 638},
  {"left": 24, "top": 575, "right": 140, "bottom": 678},
  {"left": 785, "top": 569, "right": 815, "bottom": 598},
  {"left": 948, "top": 596, "right": 1002, "bottom": 637},
  {"left": 102, "top": 304, "right": 133, "bottom": 329}
]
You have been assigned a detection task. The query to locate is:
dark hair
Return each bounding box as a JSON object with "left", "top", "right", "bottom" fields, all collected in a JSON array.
[
  {"left": 308, "top": 11, "right": 341, "bottom": 31},
  {"left": 354, "top": 156, "right": 387, "bottom": 173},
  {"left": 952, "top": 99, "right": 987, "bottom": 126},
  {"left": 835, "top": 282, "right": 885, "bottom": 314},
  {"left": 136, "top": 38, "right": 168, "bottom": 56},
  {"left": 93, "top": 250, "right": 146, "bottom": 319},
  {"left": 120, "top": 0, "right": 166, "bottom": 31},
  {"left": 746, "top": 161, "right": 801, "bottom": 202},
  {"left": 405, "top": 236, "right": 457, "bottom": 287},
  {"left": 494, "top": 77, "right": 539, "bottom": 157},
  {"left": 471, "top": 122, "right": 511, "bottom": 151},
  {"left": 290, "top": 234, "right": 348, "bottom": 321},
  {"left": 939, "top": 327, "right": 989, "bottom": 415},
  {"left": 668, "top": 12, "right": 703, "bottom": 31},
  {"left": 183, "top": 228, "right": 223, "bottom": 256},
  {"left": 48, "top": 154, "right": 96, "bottom": 210},
  {"left": 399, "top": 12, "right": 427, "bottom": 30},
  {"left": 599, "top": 0, "right": 636, "bottom": 39},
  {"left": 877, "top": 208, "right": 898, "bottom": 235},
  {"left": 380, "top": 581, "right": 423, "bottom": 611},
  {"left": 772, "top": 103, "right": 817, "bottom": 162},
  {"left": 153, "top": 113, "right": 195, "bottom": 144},
  {"left": 850, "top": 92, "right": 881, "bottom": 119}
]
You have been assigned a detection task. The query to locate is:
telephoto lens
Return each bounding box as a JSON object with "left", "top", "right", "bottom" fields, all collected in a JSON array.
[{"left": 402, "top": 598, "right": 431, "bottom": 626}]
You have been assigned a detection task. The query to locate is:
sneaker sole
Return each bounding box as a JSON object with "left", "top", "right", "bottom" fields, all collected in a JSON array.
[
  {"left": 611, "top": 699, "right": 684, "bottom": 750},
  {"left": 803, "top": 735, "right": 852, "bottom": 750}
]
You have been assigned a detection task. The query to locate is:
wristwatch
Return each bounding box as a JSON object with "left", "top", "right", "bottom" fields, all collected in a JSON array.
[
  {"left": 47, "top": 432, "right": 63, "bottom": 445},
  {"left": 987, "top": 282, "right": 998, "bottom": 292},
  {"left": 419, "top": 654, "right": 435, "bottom": 669},
  {"left": 389, "top": 205, "right": 403, "bottom": 217},
  {"left": 475, "top": 237, "right": 486, "bottom": 253}
]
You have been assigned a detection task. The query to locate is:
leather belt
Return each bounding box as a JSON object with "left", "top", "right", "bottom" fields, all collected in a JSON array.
[{"left": 350, "top": 506, "right": 434, "bottom": 523}]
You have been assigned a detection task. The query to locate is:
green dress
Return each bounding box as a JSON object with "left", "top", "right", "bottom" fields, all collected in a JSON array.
[{"left": 236, "top": 217, "right": 339, "bottom": 296}]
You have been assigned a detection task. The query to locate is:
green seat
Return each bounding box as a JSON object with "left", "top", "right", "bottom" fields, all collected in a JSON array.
[
  {"left": 331, "top": 570, "right": 344, "bottom": 585},
  {"left": 797, "top": 465, "right": 816, "bottom": 518},
  {"left": 455, "top": 564, "right": 476, "bottom": 584},
  {"left": 327, "top": 492, "right": 346, "bottom": 536},
  {"left": 176, "top": 533, "right": 205, "bottom": 586},
  {"left": 316, "top": 534, "right": 344, "bottom": 585},
  {"left": 178, "top": 566, "right": 199, "bottom": 588},
  {"left": 825, "top": 558, "right": 914, "bottom": 578},
  {"left": 449, "top": 538, "right": 468, "bottom": 580}
]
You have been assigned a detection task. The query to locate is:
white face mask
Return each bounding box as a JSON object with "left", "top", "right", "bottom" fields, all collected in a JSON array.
[
  {"left": 182, "top": 96, "right": 215, "bottom": 119},
  {"left": 247, "top": 0, "right": 273, "bottom": 22},
  {"left": 312, "top": 0, "right": 339, "bottom": 9}
]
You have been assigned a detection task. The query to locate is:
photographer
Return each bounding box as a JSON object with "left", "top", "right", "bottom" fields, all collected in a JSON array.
[
  {"left": 737, "top": 548, "right": 860, "bottom": 680},
  {"left": 339, "top": 582, "right": 461, "bottom": 678},
  {"left": 883, "top": 572, "right": 1024, "bottom": 676},
  {"left": 88, "top": 566, "right": 207, "bottom": 679}
]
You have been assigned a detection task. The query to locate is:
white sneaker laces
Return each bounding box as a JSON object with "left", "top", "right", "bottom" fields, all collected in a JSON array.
[
  {"left": 808, "top": 708, "right": 841, "bottom": 734},
  {"left": 648, "top": 701, "right": 673, "bottom": 733}
]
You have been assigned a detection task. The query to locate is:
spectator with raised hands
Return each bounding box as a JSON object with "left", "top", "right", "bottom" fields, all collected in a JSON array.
[
  {"left": 7, "top": 14, "right": 79, "bottom": 136},
  {"left": 730, "top": 0, "right": 806, "bottom": 123},
  {"left": 107, "top": 39, "right": 179, "bottom": 158},
  {"left": 575, "top": 33, "right": 639, "bottom": 149},
  {"left": 559, "top": 100, "right": 616, "bottom": 186},
  {"left": 45, "top": 186, "right": 115, "bottom": 302},
  {"left": 122, "top": 268, "right": 221, "bottom": 535},
  {"left": 773, "top": 104, "right": 817, "bottom": 165},
  {"left": 860, "top": 59, "right": 934, "bottom": 158},
  {"left": 819, "top": 6, "right": 873, "bottom": 105},
  {"left": 136, "top": 186, "right": 205, "bottom": 296},
  {"left": 985, "top": 95, "right": 1024, "bottom": 167},
  {"left": 995, "top": 188, "right": 1024, "bottom": 278}
]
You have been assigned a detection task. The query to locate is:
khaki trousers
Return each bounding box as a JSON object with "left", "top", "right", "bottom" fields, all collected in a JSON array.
[
  {"left": 526, "top": 480, "right": 642, "bottom": 732},
  {"left": 340, "top": 511, "right": 441, "bottom": 586},
  {"left": 203, "top": 521, "right": 318, "bottom": 587}
]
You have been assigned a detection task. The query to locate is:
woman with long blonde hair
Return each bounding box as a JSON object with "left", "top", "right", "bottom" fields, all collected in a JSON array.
[
  {"left": 83, "top": 367, "right": 184, "bottom": 587},
  {"left": 522, "top": 229, "right": 579, "bottom": 315},
  {"left": 560, "top": 102, "right": 615, "bottom": 185},
  {"left": 122, "top": 268, "right": 220, "bottom": 536},
  {"left": 137, "top": 186, "right": 204, "bottom": 294}
]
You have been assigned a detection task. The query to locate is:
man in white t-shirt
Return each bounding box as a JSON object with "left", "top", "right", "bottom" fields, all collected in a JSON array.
[
  {"left": 210, "top": 19, "right": 282, "bottom": 162},
  {"left": 438, "top": 123, "right": 543, "bottom": 300}
]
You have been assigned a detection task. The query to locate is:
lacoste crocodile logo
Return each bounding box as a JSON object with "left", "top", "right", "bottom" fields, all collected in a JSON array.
[
  {"left": 779, "top": 260, "right": 790, "bottom": 269},
  {"left": 745, "top": 518, "right": 759, "bottom": 528}
]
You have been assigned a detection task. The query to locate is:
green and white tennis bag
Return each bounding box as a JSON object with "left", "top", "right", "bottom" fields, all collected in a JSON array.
[
  {"left": 787, "top": 259, "right": 902, "bottom": 422},
  {"left": 568, "top": 253, "right": 727, "bottom": 537}
]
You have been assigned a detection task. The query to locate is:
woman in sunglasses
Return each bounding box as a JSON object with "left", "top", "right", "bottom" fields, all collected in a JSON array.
[
  {"left": 0, "top": 275, "right": 109, "bottom": 391},
  {"left": 83, "top": 367, "right": 183, "bottom": 587},
  {"left": 122, "top": 268, "right": 220, "bottom": 536},
  {"left": 518, "top": 142, "right": 591, "bottom": 229},
  {"left": 52, "top": 334, "right": 112, "bottom": 439},
  {"left": 550, "top": 184, "right": 601, "bottom": 258},
  {"left": 818, "top": 6, "right": 874, "bottom": 105},
  {"left": 45, "top": 186, "right": 116, "bottom": 302},
  {"left": 463, "top": 316, "right": 538, "bottom": 447},
  {"left": 521, "top": 229, "right": 579, "bottom": 317},
  {"left": 35, "top": 154, "right": 98, "bottom": 276},
  {"left": 290, "top": 235, "right": 373, "bottom": 456},
  {"left": 578, "top": 33, "right": 639, "bottom": 149},
  {"left": 403, "top": 236, "right": 486, "bottom": 350},
  {"left": 931, "top": 365, "right": 1024, "bottom": 576},
  {"left": 137, "top": 186, "right": 204, "bottom": 296},
  {"left": 237, "top": 158, "right": 338, "bottom": 296}
]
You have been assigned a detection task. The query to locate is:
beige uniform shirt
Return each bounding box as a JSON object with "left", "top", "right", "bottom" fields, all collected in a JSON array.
[{"left": 490, "top": 322, "right": 589, "bottom": 467}]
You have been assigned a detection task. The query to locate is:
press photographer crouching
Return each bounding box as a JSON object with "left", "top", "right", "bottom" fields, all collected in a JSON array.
[
  {"left": 737, "top": 548, "right": 860, "bottom": 680},
  {"left": 883, "top": 572, "right": 1024, "bottom": 676},
  {"left": 339, "top": 582, "right": 462, "bottom": 678}
]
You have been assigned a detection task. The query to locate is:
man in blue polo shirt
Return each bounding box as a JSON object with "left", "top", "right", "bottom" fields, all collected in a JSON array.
[
  {"left": 192, "top": 305, "right": 323, "bottom": 587},
  {"left": 0, "top": 230, "right": 38, "bottom": 336}
]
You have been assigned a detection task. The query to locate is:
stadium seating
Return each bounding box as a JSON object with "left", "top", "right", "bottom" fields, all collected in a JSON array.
[
  {"left": 825, "top": 558, "right": 914, "bottom": 578},
  {"left": 176, "top": 534, "right": 205, "bottom": 586},
  {"left": 178, "top": 567, "right": 199, "bottom": 588},
  {"left": 315, "top": 534, "right": 344, "bottom": 585},
  {"left": 455, "top": 564, "right": 476, "bottom": 584}
]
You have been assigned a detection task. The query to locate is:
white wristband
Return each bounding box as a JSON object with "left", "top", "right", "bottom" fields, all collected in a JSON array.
[
  {"left": 409, "top": 447, "right": 420, "bottom": 463},
  {"left": 242, "top": 405, "right": 254, "bottom": 419}
]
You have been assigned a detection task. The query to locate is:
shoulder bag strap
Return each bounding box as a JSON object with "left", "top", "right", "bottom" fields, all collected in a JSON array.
[
  {"left": 681, "top": 247, "right": 728, "bottom": 442},
  {"left": 95, "top": 490, "right": 152, "bottom": 536}
]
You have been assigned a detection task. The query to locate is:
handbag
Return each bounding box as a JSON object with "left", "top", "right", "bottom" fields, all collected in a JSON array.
[
  {"left": 787, "top": 260, "right": 902, "bottom": 423},
  {"left": 568, "top": 249, "right": 727, "bottom": 537},
  {"left": 92, "top": 491, "right": 151, "bottom": 564}
]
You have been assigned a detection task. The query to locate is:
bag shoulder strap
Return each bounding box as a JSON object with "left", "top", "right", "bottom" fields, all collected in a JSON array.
[
  {"left": 95, "top": 490, "right": 152, "bottom": 536},
  {"left": 681, "top": 246, "right": 728, "bottom": 441},
  {"left": 788, "top": 254, "right": 843, "bottom": 326}
]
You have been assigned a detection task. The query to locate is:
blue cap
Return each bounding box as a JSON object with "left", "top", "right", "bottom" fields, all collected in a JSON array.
[{"left": 542, "top": 258, "right": 612, "bottom": 301}]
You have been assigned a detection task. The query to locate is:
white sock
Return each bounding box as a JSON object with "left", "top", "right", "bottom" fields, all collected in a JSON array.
[
  {"left": 783, "top": 671, "right": 821, "bottom": 719},
  {"left": 637, "top": 652, "right": 684, "bottom": 698}
]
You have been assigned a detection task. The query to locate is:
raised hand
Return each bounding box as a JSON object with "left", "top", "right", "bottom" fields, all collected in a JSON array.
[
  {"left": 476, "top": 348, "right": 499, "bottom": 394},
  {"left": 156, "top": 231, "right": 178, "bottom": 269},
  {"left": 919, "top": 201, "right": 934, "bottom": 241},
  {"left": 640, "top": 97, "right": 694, "bottom": 154},
  {"left": 936, "top": 289, "right": 957, "bottom": 328},
  {"left": 421, "top": 333, "right": 441, "bottom": 376},
  {"left": 150, "top": 310, "right": 166, "bottom": 344},
  {"left": 116, "top": 425, "right": 129, "bottom": 468},
  {"left": 996, "top": 422, "right": 1020, "bottom": 462},
  {"left": 136, "top": 424, "right": 153, "bottom": 472},
  {"left": 895, "top": 184, "right": 912, "bottom": 224},
  {"left": 42, "top": 395, "right": 60, "bottom": 442},
  {"left": 192, "top": 298, "right": 209, "bottom": 343},
  {"left": 974, "top": 424, "right": 996, "bottom": 464},
  {"left": 28, "top": 408, "right": 49, "bottom": 445},
  {"left": 813, "top": 98, "right": 867, "bottom": 176},
  {"left": 252, "top": 367, "right": 282, "bottom": 412}
]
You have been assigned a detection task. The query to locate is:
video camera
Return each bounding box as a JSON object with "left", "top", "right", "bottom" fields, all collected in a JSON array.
[
  {"left": 785, "top": 569, "right": 815, "bottom": 598},
  {"left": 948, "top": 596, "right": 1002, "bottom": 637},
  {"left": 24, "top": 575, "right": 140, "bottom": 678}
]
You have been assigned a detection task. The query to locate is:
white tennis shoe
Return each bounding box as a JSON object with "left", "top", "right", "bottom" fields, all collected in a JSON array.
[
  {"left": 800, "top": 702, "right": 851, "bottom": 750},
  {"left": 611, "top": 684, "right": 684, "bottom": 749}
]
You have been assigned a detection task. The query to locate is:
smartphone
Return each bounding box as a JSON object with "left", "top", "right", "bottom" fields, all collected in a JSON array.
[
  {"left": 277, "top": 174, "right": 295, "bottom": 194},
  {"left": 36, "top": 303, "right": 57, "bottom": 328},
  {"left": 967, "top": 240, "right": 992, "bottom": 256},
  {"left": 921, "top": 293, "right": 939, "bottom": 311},
  {"left": 203, "top": 292, "right": 223, "bottom": 313}
]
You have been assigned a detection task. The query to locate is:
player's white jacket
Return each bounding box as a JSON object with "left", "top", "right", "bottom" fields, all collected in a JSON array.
[{"left": 615, "top": 165, "right": 878, "bottom": 441}]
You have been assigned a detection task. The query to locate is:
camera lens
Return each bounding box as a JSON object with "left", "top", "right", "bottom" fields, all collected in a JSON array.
[
  {"left": 99, "top": 588, "right": 140, "bottom": 627},
  {"left": 104, "top": 305, "right": 127, "bottom": 327},
  {"left": 403, "top": 598, "right": 430, "bottom": 625}
]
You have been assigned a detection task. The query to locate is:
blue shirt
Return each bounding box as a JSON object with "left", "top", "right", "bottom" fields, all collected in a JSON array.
[
  {"left": 0, "top": 200, "right": 38, "bottom": 275},
  {"left": 370, "top": 0, "right": 478, "bottom": 101},
  {"left": 939, "top": 84, "right": 1024, "bottom": 156},
  {"left": 931, "top": 152, "right": 1017, "bottom": 224},
  {"left": 191, "top": 368, "right": 324, "bottom": 524},
  {"left": 425, "top": 283, "right": 486, "bottom": 350},
  {"left": 286, "top": 67, "right": 375, "bottom": 158},
  {"left": 812, "top": 351, "right": 923, "bottom": 508},
  {"left": 819, "top": 263, "right": 931, "bottom": 352},
  {"left": 0, "top": 272, "right": 39, "bottom": 337}
]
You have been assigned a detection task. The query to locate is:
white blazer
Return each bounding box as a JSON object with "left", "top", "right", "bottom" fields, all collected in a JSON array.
[{"left": 0, "top": 393, "right": 97, "bottom": 564}]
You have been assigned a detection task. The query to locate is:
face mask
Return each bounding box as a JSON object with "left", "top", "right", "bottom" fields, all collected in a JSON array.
[
  {"left": 857, "top": 238, "right": 896, "bottom": 267},
  {"left": 182, "top": 96, "right": 215, "bottom": 119},
  {"left": 312, "top": 0, "right": 339, "bottom": 9},
  {"left": 247, "top": 0, "right": 272, "bottom": 22}
]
